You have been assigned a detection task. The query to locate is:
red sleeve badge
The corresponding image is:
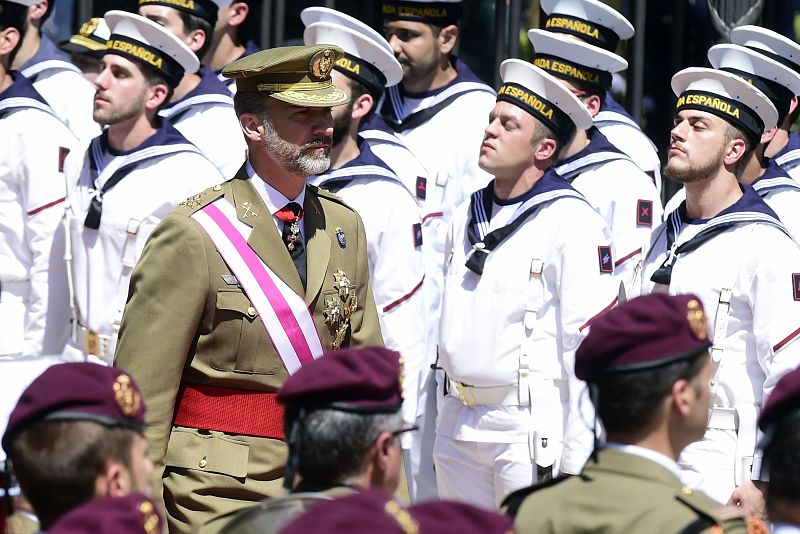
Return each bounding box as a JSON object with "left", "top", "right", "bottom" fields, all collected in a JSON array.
[
  {"left": 598, "top": 245, "right": 613, "bottom": 273},
  {"left": 793, "top": 273, "right": 800, "bottom": 301},
  {"left": 412, "top": 223, "right": 423, "bottom": 247},
  {"left": 637, "top": 199, "right": 653, "bottom": 227},
  {"left": 58, "top": 147, "right": 70, "bottom": 173}
]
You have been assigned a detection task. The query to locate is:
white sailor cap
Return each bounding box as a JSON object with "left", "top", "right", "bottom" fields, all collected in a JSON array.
[
  {"left": 498, "top": 58, "right": 593, "bottom": 143},
  {"left": 381, "top": 0, "right": 462, "bottom": 26},
  {"left": 528, "top": 29, "right": 626, "bottom": 90},
  {"left": 731, "top": 25, "right": 800, "bottom": 90},
  {"left": 671, "top": 67, "right": 778, "bottom": 144},
  {"left": 301, "top": 7, "right": 392, "bottom": 54},
  {"left": 540, "top": 0, "right": 634, "bottom": 52},
  {"left": 59, "top": 17, "right": 111, "bottom": 56},
  {"left": 104, "top": 10, "right": 198, "bottom": 88},
  {"left": 709, "top": 43, "right": 800, "bottom": 120}
]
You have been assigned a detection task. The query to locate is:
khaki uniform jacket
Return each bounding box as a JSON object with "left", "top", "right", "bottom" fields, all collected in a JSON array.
[
  {"left": 507, "top": 449, "right": 750, "bottom": 534},
  {"left": 114, "top": 166, "right": 383, "bottom": 533}
]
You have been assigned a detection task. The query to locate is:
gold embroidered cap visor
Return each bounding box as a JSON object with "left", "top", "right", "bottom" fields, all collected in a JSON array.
[
  {"left": 58, "top": 17, "right": 111, "bottom": 56},
  {"left": 222, "top": 44, "right": 350, "bottom": 107}
]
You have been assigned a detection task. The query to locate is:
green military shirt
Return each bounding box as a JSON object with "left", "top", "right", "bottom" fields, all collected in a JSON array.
[
  {"left": 115, "top": 166, "right": 383, "bottom": 533},
  {"left": 506, "top": 448, "right": 751, "bottom": 534}
]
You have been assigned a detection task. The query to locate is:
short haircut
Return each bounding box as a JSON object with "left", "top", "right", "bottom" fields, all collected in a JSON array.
[
  {"left": 348, "top": 77, "right": 377, "bottom": 127},
  {"left": 284, "top": 407, "right": 403, "bottom": 486},
  {"left": 7, "top": 421, "right": 138, "bottom": 529},
  {"left": 233, "top": 89, "right": 268, "bottom": 120},
  {"left": 723, "top": 123, "right": 755, "bottom": 177},
  {"left": 763, "top": 410, "right": 800, "bottom": 516},
  {"left": 571, "top": 77, "right": 606, "bottom": 108},
  {"left": 531, "top": 120, "right": 561, "bottom": 167},
  {"left": 140, "top": 62, "right": 174, "bottom": 111},
  {"left": 0, "top": 1, "right": 27, "bottom": 66},
  {"left": 178, "top": 10, "right": 213, "bottom": 61},
  {"left": 594, "top": 351, "right": 708, "bottom": 434}
]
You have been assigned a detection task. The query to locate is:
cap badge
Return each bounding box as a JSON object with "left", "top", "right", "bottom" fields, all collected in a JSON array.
[
  {"left": 79, "top": 18, "right": 99, "bottom": 37},
  {"left": 310, "top": 48, "right": 335, "bottom": 81},
  {"left": 139, "top": 500, "right": 160, "bottom": 534},
  {"left": 686, "top": 299, "right": 708, "bottom": 340},
  {"left": 324, "top": 269, "right": 358, "bottom": 350},
  {"left": 113, "top": 374, "right": 141, "bottom": 416}
]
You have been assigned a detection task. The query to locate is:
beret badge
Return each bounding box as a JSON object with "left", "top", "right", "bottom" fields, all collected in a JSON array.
[
  {"left": 113, "top": 374, "right": 141, "bottom": 416},
  {"left": 686, "top": 299, "right": 708, "bottom": 340},
  {"left": 139, "top": 500, "right": 160, "bottom": 534}
]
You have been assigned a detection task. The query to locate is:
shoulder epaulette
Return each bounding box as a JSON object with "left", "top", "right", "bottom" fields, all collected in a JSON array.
[
  {"left": 500, "top": 475, "right": 573, "bottom": 518},
  {"left": 178, "top": 183, "right": 225, "bottom": 212}
]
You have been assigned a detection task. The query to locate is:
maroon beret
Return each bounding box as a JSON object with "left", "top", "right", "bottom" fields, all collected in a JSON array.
[
  {"left": 48, "top": 494, "right": 163, "bottom": 534},
  {"left": 575, "top": 293, "right": 712, "bottom": 381},
  {"left": 759, "top": 366, "right": 800, "bottom": 431},
  {"left": 278, "top": 490, "right": 514, "bottom": 534},
  {"left": 277, "top": 346, "right": 403, "bottom": 413},
  {"left": 2, "top": 363, "right": 146, "bottom": 453}
]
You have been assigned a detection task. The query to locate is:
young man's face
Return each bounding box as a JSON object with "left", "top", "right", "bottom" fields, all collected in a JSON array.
[
  {"left": 383, "top": 20, "right": 440, "bottom": 84},
  {"left": 138, "top": 5, "right": 190, "bottom": 43},
  {"left": 92, "top": 54, "right": 150, "bottom": 126},
  {"left": 666, "top": 109, "right": 729, "bottom": 184},
  {"left": 330, "top": 70, "right": 355, "bottom": 146},
  {"left": 125, "top": 433, "right": 154, "bottom": 496},
  {"left": 479, "top": 101, "right": 539, "bottom": 179},
  {"left": 258, "top": 97, "right": 335, "bottom": 177}
]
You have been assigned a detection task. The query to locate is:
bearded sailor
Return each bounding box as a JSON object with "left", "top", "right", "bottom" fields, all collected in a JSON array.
[
  {"left": 633, "top": 67, "right": 800, "bottom": 514},
  {"left": 113, "top": 44, "right": 383, "bottom": 532},
  {"left": 528, "top": 28, "right": 663, "bottom": 293},
  {"left": 59, "top": 11, "right": 223, "bottom": 364}
]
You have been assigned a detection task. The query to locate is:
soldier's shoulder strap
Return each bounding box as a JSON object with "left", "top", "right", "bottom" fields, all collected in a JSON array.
[{"left": 500, "top": 475, "right": 573, "bottom": 518}]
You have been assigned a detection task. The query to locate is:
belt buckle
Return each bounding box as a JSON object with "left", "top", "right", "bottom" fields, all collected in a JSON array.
[
  {"left": 454, "top": 381, "right": 474, "bottom": 407},
  {"left": 85, "top": 329, "right": 99, "bottom": 356}
]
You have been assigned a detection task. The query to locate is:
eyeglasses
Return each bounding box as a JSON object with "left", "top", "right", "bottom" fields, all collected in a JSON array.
[{"left": 389, "top": 424, "right": 419, "bottom": 438}]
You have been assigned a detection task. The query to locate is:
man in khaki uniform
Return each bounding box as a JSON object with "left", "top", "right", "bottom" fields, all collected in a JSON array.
[
  {"left": 504, "top": 293, "right": 759, "bottom": 533},
  {"left": 114, "top": 44, "right": 383, "bottom": 533}
]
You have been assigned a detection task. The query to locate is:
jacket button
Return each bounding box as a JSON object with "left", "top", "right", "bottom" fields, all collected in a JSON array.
[
  {"left": 247, "top": 306, "right": 256, "bottom": 317},
  {"left": 199, "top": 456, "right": 207, "bottom": 468}
]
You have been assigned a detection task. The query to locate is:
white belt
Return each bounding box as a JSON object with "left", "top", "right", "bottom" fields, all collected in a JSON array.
[
  {"left": 74, "top": 325, "right": 115, "bottom": 363},
  {"left": 707, "top": 407, "right": 738, "bottom": 430},
  {"left": 1, "top": 279, "right": 31, "bottom": 298},
  {"left": 448, "top": 379, "right": 522, "bottom": 407}
]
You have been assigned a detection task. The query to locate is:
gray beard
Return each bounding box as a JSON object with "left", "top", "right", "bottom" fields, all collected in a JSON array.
[{"left": 262, "top": 120, "right": 331, "bottom": 177}]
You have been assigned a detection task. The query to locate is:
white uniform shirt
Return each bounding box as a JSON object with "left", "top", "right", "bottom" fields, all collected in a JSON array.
[
  {"left": 160, "top": 67, "right": 246, "bottom": 179},
  {"left": 0, "top": 74, "right": 77, "bottom": 358},
  {"left": 20, "top": 35, "right": 100, "bottom": 143},
  {"left": 632, "top": 187, "right": 800, "bottom": 503},
  {"left": 595, "top": 93, "right": 662, "bottom": 194},
  {"left": 246, "top": 160, "right": 306, "bottom": 241},
  {"left": 309, "top": 140, "right": 426, "bottom": 434},
  {"left": 438, "top": 171, "right": 619, "bottom": 474},
  {"left": 60, "top": 121, "right": 223, "bottom": 362},
  {"left": 554, "top": 128, "right": 663, "bottom": 292}
]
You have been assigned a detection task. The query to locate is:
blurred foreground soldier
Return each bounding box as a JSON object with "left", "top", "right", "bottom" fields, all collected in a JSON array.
[
  {"left": 435, "top": 59, "right": 618, "bottom": 509},
  {"left": 539, "top": 0, "right": 662, "bottom": 191},
  {"left": 114, "top": 44, "right": 382, "bottom": 532},
  {"left": 731, "top": 26, "right": 800, "bottom": 180},
  {"left": 60, "top": 11, "right": 222, "bottom": 364},
  {"left": 202, "top": 0, "right": 260, "bottom": 93},
  {"left": 757, "top": 367, "right": 800, "bottom": 530},
  {"left": 633, "top": 68, "right": 800, "bottom": 510},
  {"left": 666, "top": 41, "right": 800, "bottom": 240},
  {"left": 301, "top": 7, "right": 428, "bottom": 497},
  {"left": 57, "top": 17, "right": 110, "bottom": 84},
  {"left": 138, "top": 0, "right": 247, "bottom": 177},
  {"left": 1, "top": 363, "right": 153, "bottom": 530},
  {"left": 528, "top": 28, "right": 663, "bottom": 287},
  {"left": 48, "top": 493, "right": 163, "bottom": 534},
  {"left": 279, "top": 489, "right": 514, "bottom": 534},
  {"left": 505, "top": 293, "right": 758, "bottom": 534},
  {"left": 12, "top": 0, "right": 99, "bottom": 142},
  {"left": 220, "top": 346, "right": 410, "bottom": 534},
  {"left": 0, "top": 0, "right": 78, "bottom": 446}
]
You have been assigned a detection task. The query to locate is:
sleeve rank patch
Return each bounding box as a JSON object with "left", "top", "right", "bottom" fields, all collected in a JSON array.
[
  {"left": 412, "top": 223, "right": 423, "bottom": 247},
  {"left": 793, "top": 273, "right": 800, "bottom": 301},
  {"left": 58, "top": 147, "right": 70, "bottom": 173},
  {"left": 637, "top": 199, "right": 653, "bottom": 227},
  {"left": 598, "top": 245, "right": 613, "bottom": 274},
  {"left": 416, "top": 176, "right": 427, "bottom": 200}
]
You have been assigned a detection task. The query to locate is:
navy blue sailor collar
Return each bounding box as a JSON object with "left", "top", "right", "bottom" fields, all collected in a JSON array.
[
  {"left": 308, "top": 136, "right": 404, "bottom": 190},
  {"left": 752, "top": 158, "right": 800, "bottom": 195},
  {"left": 161, "top": 65, "right": 233, "bottom": 119},
  {"left": 553, "top": 126, "right": 630, "bottom": 180},
  {"left": 400, "top": 56, "right": 490, "bottom": 99},
  {"left": 20, "top": 35, "right": 78, "bottom": 79},
  {"left": 599, "top": 91, "right": 635, "bottom": 120},
  {"left": 772, "top": 131, "right": 800, "bottom": 170},
  {"left": 0, "top": 72, "right": 49, "bottom": 105},
  {"left": 465, "top": 168, "right": 586, "bottom": 274}
]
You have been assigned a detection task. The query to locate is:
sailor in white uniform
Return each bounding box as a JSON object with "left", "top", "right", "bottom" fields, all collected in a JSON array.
[
  {"left": 730, "top": 25, "right": 800, "bottom": 182},
  {"left": 0, "top": 0, "right": 79, "bottom": 450},
  {"left": 633, "top": 68, "right": 800, "bottom": 511},
  {"left": 139, "top": 0, "right": 246, "bottom": 178},
  {"left": 12, "top": 0, "right": 99, "bottom": 142},
  {"left": 59, "top": 11, "right": 223, "bottom": 365},
  {"left": 539, "top": 0, "right": 662, "bottom": 192},
  {"left": 435, "top": 59, "right": 619, "bottom": 509},
  {"left": 302, "top": 11, "right": 429, "bottom": 498},
  {"left": 528, "top": 29, "right": 663, "bottom": 290}
]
